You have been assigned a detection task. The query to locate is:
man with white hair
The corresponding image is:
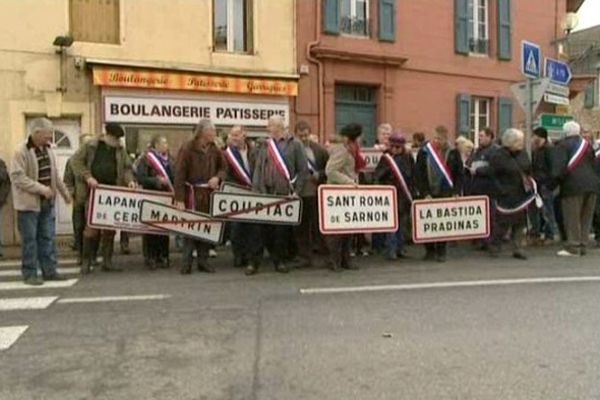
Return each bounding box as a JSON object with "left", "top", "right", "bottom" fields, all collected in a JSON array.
[
  {"left": 251, "top": 115, "right": 308, "bottom": 274},
  {"left": 374, "top": 123, "right": 392, "bottom": 150},
  {"left": 10, "top": 117, "right": 72, "bottom": 285},
  {"left": 552, "top": 121, "right": 600, "bottom": 256}
]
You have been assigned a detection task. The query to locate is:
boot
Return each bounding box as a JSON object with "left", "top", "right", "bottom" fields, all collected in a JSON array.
[
  {"left": 101, "top": 237, "right": 123, "bottom": 272},
  {"left": 80, "top": 238, "right": 93, "bottom": 275}
]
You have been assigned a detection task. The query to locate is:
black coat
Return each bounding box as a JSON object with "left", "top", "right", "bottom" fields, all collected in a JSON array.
[
  {"left": 136, "top": 151, "right": 175, "bottom": 192},
  {"left": 532, "top": 143, "right": 557, "bottom": 191},
  {"left": 551, "top": 136, "right": 600, "bottom": 197},
  {"left": 481, "top": 147, "right": 531, "bottom": 209},
  {"left": 0, "top": 158, "right": 9, "bottom": 207},
  {"left": 414, "top": 144, "right": 464, "bottom": 198},
  {"left": 224, "top": 145, "right": 257, "bottom": 187},
  {"left": 468, "top": 143, "right": 500, "bottom": 197},
  {"left": 374, "top": 151, "right": 414, "bottom": 211}
]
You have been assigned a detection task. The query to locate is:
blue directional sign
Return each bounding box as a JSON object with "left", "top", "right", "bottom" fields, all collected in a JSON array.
[
  {"left": 521, "top": 41, "right": 542, "bottom": 79},
  {"left": 544, "top": 57, "right": 572, "bottom": 85}
]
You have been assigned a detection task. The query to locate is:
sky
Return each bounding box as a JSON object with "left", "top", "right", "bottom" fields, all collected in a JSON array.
[{"left": 574, "top": 0, "right": 600, "bottom": 31}]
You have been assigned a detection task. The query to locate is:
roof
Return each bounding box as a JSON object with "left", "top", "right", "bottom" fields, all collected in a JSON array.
[
  {"left": 566, "top": 24, "right": 600, "bottom": 61},
  {"left": 567, "top": 0, "right": 586, "bottom": 12}
]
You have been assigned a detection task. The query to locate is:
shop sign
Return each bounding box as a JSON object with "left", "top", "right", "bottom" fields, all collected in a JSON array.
[{"left": 104, "top": 96, "right": 289, "bottom": 127}]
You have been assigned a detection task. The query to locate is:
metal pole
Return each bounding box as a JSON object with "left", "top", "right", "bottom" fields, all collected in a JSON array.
[{"left": 525, "top": 77, "right": 533, "bottom": 155}]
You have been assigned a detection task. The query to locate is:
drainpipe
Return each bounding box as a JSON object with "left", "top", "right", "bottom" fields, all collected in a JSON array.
[{"left": 306, "top": 0, "right": 325, "bottom": 142}]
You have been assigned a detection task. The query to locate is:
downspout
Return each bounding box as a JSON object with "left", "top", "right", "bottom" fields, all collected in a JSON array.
[{"left": 306, "top": 0, "right": 325, "bottom": 142}]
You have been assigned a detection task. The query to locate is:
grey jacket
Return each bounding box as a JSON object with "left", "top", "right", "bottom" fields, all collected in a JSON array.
[
  {"left": 10, "top": 140, "right": 70, "bottom": 211},
  {"left": 325, "top": 142, "right": 358, "bottom": 185},
  {"left": 252, "top": 135, "right": 308, "bottom": 195}
]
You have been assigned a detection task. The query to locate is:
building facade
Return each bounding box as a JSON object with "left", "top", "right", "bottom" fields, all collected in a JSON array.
[
  {"left": 295, "top": 0, "right": 584, "bottom": 146},
  {"left": 0, "top": 0, "right": 296, "bottom": 245}
]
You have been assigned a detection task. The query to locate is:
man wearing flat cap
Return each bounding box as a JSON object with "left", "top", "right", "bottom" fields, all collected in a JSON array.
[{"left": 72, "top": 122, "right": 136, "bottom": 274}]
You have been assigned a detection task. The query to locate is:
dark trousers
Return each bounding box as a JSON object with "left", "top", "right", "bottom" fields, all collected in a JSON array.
[
  {"left": 562, "top": 193, "right": 597, "bottom": 251},
  {"left": 262, "top": 224, "right": 290, "bottom": 266},
  {"left": 295, "top": 196, "right": 320, "bottom": 263},
  {"left": 231, "top": 222, "right": 262, "bottom": 265},
  {"left": 326, "top": 235, "right": 351, "bottom": 268},
  {"left": 492, "top": 211, "right": 526, "bottom": 252},
  {"left": 143, "top": 234, "right": 169, "bottom": 261},
  {"left": 425, "top": 242, "right": 447, "bottom": 257},
  {"left": 72, "top": 204, "right": 86, "bottom": 252},
  {"left": 182, "top": 238, "right": 210, "bottom": 267}
]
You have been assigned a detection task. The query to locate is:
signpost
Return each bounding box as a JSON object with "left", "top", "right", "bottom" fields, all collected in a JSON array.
[
  {"left": 412, "top": 196, "right": 490, "bottom": 244},
  {"left": 210, "top": 192, "right": 302, "bottom": 225},
  {"left": 544, "top": 58, "right": 572, "bottom": 85},
  {"left": 517, "top": 41, "right": 543, "bottom": 154},
  {"left": 360, "top": 148, "right": 384, "bottom": 172},
  {"left": 318, "top": 185, "right": 398, "bottom": 234}
]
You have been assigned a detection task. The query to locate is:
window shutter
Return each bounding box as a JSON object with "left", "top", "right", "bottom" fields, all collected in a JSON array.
[
  {"left": 456, "top": 93, "right": 471, "bottom": 136},
  {"left": 497, "top": 0, "right": 512, "bottom": 60},
  {"left": 454, "top": 0, "right": 469, "bottom": 55},
  {"left": 584, "top": 81, "right": 597, "bottom": 109},
  {"left": 323, "top": 0, "right": 340, "bottom": 35},
  {"left": 379, "top": 0, "right": 396, "bottom": 42},
  {"left": 497, "top": 97, "right": 513, "bottom": 136}
]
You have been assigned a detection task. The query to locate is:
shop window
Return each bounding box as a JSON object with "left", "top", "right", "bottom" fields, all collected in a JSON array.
[
  {"left": 213, "top": 0, "right": 254, "bottom": 53},
  {"left": 469, "top": 97, "right": 491, "bottom": 145},
  {"left": 70, "top": 0, "right": 120, "bottom": 44}
]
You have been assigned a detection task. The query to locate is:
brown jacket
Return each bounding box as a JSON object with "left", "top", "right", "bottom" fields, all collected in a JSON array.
[
  {"left": 325, "top": 139, "right": 358, "bottom": 185},
  {"left": 174, "top": 139, "right": 226, "bottom": 212}
]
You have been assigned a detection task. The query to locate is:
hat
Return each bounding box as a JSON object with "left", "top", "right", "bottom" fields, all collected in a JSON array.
[
  {"left": 105, "top": 122, "right": 125, "bottom": 138},
  {"left": 339, "top": 123, "right": 362, "bottom": 140},
  {"left": 389, "top": 133, "right": 406, "bottom": 146},
  {"left": 533, "top": 126, "right": 548, "bottom": 140}
]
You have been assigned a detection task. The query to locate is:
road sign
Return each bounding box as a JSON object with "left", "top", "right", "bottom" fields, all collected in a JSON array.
[
  {"left": 522, "top": 41, "right": 542, "bottom": 79},
  {"left": 546, "top": 82, "right": 570, "bottom": 97},
  {"left": 544, "top": 58, "right": 572, "bottom": 85},
  {"left": 539, "top": 114, "right": 573, "bottom": 130},
  {"left": 544, "top": 93, "right": 569, "bottom": 106},
  {"left": 510, "top": 78, "right": 550, "bottom": 113}
]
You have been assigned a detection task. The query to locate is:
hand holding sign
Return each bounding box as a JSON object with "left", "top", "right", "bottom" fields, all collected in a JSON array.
[
  {"left": 208, "top": 177, "right": 220, "bottom": 190},
  {"left": 87, "top": 177, "right": 99, "bottom": 188}
]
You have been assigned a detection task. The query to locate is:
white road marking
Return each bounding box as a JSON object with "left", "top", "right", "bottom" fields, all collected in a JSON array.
[
  {"left": 0, "top": 258, "right": 78, "bottom": 269},
  {"left": 0, "top": 279, "right": 78, "bottom": 291},
  {"left": 57, "top": 294, "right": 171, "bottom": 304},
  {"left": 0, "top": 267, "right": 80, "bottom": 278},
  {"left": 300, "top": 276, "right": 600, "bottom": 295},
  {"left": 0, "top": 326, "right": 28, "bottom": 351},
  {"left": 0, "top": 297, "right": 58, "bottom": 311}
]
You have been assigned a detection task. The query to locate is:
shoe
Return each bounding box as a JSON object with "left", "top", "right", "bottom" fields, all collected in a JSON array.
[
  {"left": 423, "top": 253, "right": 436, "bottom": 261},
  {"left": 24, "top": 276, "right": 43, "bottom": 286},
  {"left": 512, "top": 251, "right": 528, "bottom": 260},
  {"left": 329, "top": 263, "right": 343, "bottom": 272},
  {"left": 349, "top": 251, "right": 356, "bottom": 257},
  {"left": 435, "top": 254, "right": 446, "bottom": 263},
  {"left": 342, "top": 261, "right": 359, "bottom": 270},
  {"left": 120, "top": 243, "right": 130, "bottom": 255},
  {"left": 275, "top": 263, "right": 289, "bottom": 273},
  {"left": 233, "top": 257, "right": 243, "bottom": 268},
  {"left": 245, "top": 264, "right": 258, "bottom": 276},
  {"left": 156, "top": 258, "right": 168, "bottom": 269},
  {"left": 180, "top": 264, "right": 192, "bottom": 274},
  {"left": 580, "top": 247, "right": 587, "bottom": 256},
  {"left": 43, "top": 273, "right": 67, "bottom": 281},
  {"left": 361, "top": 250, "right": 370, "bottom": 257},
  {"left": 209, "top": 249, "right": 217, "bottom": 258},
  {"left": 557, "top": 249, "right": 578, "bottom": 257},
  {"left": 197, "top": 260, "right": 216, "bottom": 273},
  {"left": 386, "top": 253, "right": 398, "bottom": 261},
  {"left": 145, "top": 259, "right": 157, "bottom": 271}
]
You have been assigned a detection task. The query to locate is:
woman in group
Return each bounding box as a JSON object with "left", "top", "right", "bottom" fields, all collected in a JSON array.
[
  {"left": 136, "top": 135, "right": 175, "bottom": 269},
  {"left": 324, "top": 123, "right": 365, "bottom": 271}
]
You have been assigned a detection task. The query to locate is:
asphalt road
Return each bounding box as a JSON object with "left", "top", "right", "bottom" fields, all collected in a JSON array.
[{"left": 1, "top": 244, "right": 600, "bottom": 400}]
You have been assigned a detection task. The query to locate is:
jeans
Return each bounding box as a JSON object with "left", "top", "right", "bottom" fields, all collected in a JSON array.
[
  {"left": 530, "top": 189, "right": 558, "bottom": 239},
  {"left": 17, "top": 200, "right": 58, "bottom": 279}
]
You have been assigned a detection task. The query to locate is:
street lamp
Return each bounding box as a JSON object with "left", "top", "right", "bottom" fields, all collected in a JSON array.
[{"left": 52, "top": 35, "right": 73, "bottom": 93}]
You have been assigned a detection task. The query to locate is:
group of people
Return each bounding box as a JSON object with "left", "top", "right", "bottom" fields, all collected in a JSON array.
[{"left": 5, "top": 114, "right": 600, "bottom": 285}]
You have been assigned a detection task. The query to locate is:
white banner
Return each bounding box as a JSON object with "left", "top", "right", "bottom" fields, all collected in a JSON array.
[
  {"left": 139, "top": 201, "right": 224, "bottom": 243},
  {"left": 104, "top": 95, "right": 289, "bottom": 127},
  {"left": 318, "top": 185, "right": 398, "bottom": 234},
  {"left": 87, "top": 185, "right": 174, "bottom": 234},
  {"left": 360, "top": 148, "right": 384, "bottom": 172},
  {"left": 412, "top": 196, "right": 490, "bottom": 243},
  {"left": 210, "top": 192, "right": 302, "bottom": 225}
]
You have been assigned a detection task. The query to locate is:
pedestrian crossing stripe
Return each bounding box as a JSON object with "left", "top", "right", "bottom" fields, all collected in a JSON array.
[
  {"left": 0, "top": 279, "right": 78, "bottom": 291},
  {"left": 0, "top": 326, "right": 28, "bottom": 351},
  {"left": 0, "top": 297, "right": 58, "bottom": 311},
  {"left": 0, "top": 267, "right": 79, "bottom": 278}
]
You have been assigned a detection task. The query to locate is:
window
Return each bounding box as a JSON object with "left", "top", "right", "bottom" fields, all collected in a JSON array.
[
  {"left": 70, "top": 0, "right": 120, "bottom": 44},
  {"left": 467, "top": 0, "right": 489, "bottom": 54},
  {"left": 469, "top": 97, "right": 490, "bottom": 144},
  {"left": 340, "top": 0, "right": 369, "bottom": 36},
  {"left": 213, "top": 0, "right": 253, "bottom": 53}
]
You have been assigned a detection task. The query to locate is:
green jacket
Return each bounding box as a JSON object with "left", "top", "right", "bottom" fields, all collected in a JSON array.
[{"left": 70, "top": 138, "right": 134, "bottom": 206}]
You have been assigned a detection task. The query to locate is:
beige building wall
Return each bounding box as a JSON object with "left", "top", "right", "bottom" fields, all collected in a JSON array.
[{"left": 0, "top": 0, "right": 297, "bottom": 245}]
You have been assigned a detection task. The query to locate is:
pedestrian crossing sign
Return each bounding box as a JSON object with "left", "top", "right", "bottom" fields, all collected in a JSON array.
[{"left": 521, "top": 40, "right": 541, "bottom": 79}]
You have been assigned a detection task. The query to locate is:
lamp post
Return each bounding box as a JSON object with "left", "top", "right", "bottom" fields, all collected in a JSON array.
[{"left": 52, "top": 35, "right": 73, "bottom": 93}]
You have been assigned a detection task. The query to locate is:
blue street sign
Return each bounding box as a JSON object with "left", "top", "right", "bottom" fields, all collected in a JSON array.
[
  {"left": 544, "top": 57, "right": 572, "bottom": 85},
  {"left": 521, "top": 40, "right": 542, "bottom": 79}
]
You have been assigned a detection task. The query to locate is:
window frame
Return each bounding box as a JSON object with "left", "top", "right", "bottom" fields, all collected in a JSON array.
[
  {"left": 468, "top": 0, "right": 489, "bottom": 55},
  {"left": 469, "top": 97, "right": 491, "bottom": 146},
  {"left": 339, "top": 0, "right": 370, "bottom": 38},
  {"left": 212, "top": 0, "right": 253, "bottom": 54}
]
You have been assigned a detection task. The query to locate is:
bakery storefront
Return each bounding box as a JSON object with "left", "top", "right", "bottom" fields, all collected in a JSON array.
[{"left": 92, "top": 66, "right": 297, "bottom": 156}]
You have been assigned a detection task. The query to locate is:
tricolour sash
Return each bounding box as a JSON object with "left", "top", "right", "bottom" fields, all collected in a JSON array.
[
  {"left": 267, "top": 138, "right": 294, "bottom": 183},
  {"left": 224, "top": 146, "right": 252, "bottom": 187},
  {"left": 424, "top": 142, "right": 454, "bottom": 188},
  {"left": 307, "top": 157, "right": 318, "bottom": 174},
  {"left": 185, "top": 181, "right": 209, "bottom": 210},
  {"left": 594, "top": 146, "right": 600, "bottom": 160},
  {"left": 567, "top": 138, "right": 591, "bottom": 172},
  {"left": 146, "top": 151, "right": 173, "bottom": 191},
  {"left": 382, "top": 153, "right": 413, "bottom": 202},
  {"left": 496, "top": 177, "right": 543, "bottom": 215}
]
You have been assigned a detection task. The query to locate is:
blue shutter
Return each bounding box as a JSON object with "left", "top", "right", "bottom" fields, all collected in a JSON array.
[
  {"left": 498, "top": 97, "right": 513, "bottom": 136},
  {"left": 497, "top": 0, "right": 512, "bottom": 60},
  {"left": 454, "top": 0, "right": 469, "bottom": 55},
  {"left": 379, "top": 0, "right": 396, "bottom": 42},
  {"left": 584, "top": 81, "right": 597, "bottom": 109},
  {"left": 456, "top": 94, "right": 471, "bottom": 136},
  {"left": 323, "top": 0, "right": 340, "bottom": 35}
]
